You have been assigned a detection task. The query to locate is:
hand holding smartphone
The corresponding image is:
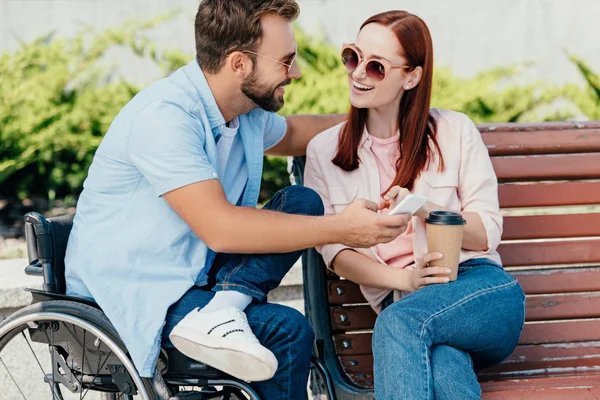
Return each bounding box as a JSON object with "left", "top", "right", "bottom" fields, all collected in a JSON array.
[{"left": 388, "top": 194, "right": 428, "bottom": 216}]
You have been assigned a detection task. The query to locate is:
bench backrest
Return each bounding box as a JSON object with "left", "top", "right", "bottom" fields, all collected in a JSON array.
[{"left": 297, "top": 120, "right": 600, "bottom": 393}]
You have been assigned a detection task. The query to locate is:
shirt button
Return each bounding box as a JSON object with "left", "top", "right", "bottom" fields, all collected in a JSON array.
[{"left": 212, "top": 172, "right": 218, "bottom": 178}]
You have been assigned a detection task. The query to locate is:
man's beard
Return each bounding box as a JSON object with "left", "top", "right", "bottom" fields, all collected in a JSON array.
[{"left": 241, "top": 71, "right": 291, "bottom": 112}]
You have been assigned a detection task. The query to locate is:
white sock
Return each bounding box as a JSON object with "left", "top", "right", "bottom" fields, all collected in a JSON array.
[{"left": 200, "top": 290, "right": 253, "bottom": 313}]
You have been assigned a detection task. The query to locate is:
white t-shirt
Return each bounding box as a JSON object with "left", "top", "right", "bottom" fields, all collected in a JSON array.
[
  {"left": 217, "top": 117, "right": 239, "bottom": 178},
  {"left": 216, "top": 117, "right": 248, "bottom": 204}
]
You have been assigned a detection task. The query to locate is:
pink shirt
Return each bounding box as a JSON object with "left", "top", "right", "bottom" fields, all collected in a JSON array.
[
  {"left": 369, "top": 134, "right": 414, "bottom": 269},
  {"left": 304, "top": 109, "right": 503, "bottom": 313}
]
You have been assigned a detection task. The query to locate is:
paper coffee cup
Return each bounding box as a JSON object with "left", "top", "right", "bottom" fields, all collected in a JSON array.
[{"left": 425, "top": 211, "right": 466, "bottom": 281}]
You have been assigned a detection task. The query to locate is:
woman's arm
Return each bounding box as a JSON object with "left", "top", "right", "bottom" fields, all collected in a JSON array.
[
  {"left": 380, "top": 187, "right": 489, "bottom": 252},
  {"left": 332, "top": 249, "right": 451, "bottom": 292},
  {"left": 380, "top": 114, "right": 501, "bottom": 253}
]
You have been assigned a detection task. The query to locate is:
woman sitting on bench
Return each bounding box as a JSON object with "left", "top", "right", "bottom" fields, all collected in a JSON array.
[{"left": 304, "top": 10, "right": 525, "bottom": 399}]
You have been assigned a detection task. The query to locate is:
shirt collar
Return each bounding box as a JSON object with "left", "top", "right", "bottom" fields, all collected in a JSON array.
[
  {"left": 184, "top": 59, "right": 226, "bottom": 130},
  {"left": 358, "top": 128, "right": 402, "bottom": 149},
  {"left": 359, "top": 128, "right": 371, "bottom": 149}
]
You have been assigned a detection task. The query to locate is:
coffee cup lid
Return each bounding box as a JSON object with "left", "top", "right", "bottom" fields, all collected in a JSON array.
[{"left": 425, "top": 211, "right": 466, "bottom": 225}]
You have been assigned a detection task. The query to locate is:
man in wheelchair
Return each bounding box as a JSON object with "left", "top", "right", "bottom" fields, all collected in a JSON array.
[{"left": 1, "top": 1, "right": 411, "bottom": 399}]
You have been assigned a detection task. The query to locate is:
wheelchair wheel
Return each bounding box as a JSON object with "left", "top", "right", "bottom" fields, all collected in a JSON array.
[
  {"left": 308, "top": 357, "right": 336, "bottom": 400},
  {"left": 0, "top": 300, "right": 157, "bottom": 400}
]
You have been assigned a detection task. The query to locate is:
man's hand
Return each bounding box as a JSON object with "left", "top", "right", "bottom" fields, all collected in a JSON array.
[
  {"left": 335, "top": 199, "right": 410, "bottom": 248},
  {"left": 407, "top": 253, "right": 451, "bottom": 292}
]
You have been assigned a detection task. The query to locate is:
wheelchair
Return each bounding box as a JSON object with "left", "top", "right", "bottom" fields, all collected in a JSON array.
[{"left": 0, "top": 212, "right": 335, "bottom": 399}]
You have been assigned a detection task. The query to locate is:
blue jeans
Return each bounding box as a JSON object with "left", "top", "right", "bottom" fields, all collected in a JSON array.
[
  {"left": 162, "top": 186, "right": 324, "bottom": 399},
  {"left": 374, "top": 258, "right": 526, "bottom": 400}
]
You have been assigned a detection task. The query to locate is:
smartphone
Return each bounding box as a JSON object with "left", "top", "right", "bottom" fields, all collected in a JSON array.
[{"left": 388, "top": 194, "right": 428, "bottom": 216}]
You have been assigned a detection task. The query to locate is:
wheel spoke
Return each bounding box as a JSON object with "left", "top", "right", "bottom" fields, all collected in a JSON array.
[
  {"left": 21, "top": 331, "right": 46, "bottom": 375},
  {"left": 81, "top": 346, "right": 114, "bottom": 400},
  {"left": 0, "top": 356, "right": 27, "bottom": 399},
  {"left": 50, "top": 322, "right": 58, "bottom": 400},
  {"left": 80, "top": 330, "right": 86, "bottom": 400}
]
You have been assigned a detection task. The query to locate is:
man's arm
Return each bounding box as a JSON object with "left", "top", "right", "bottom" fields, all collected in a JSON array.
[
  {"left": 265, "top": 114, "right": 346, "bottom": 156},
  {"left": 163, "top": 179, "right": 410, "bottom": 254}
]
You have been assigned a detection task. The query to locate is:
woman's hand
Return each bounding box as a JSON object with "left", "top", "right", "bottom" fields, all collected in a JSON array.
[
  {"left": 407, "top": 252, "right": 451, "bottom": 292},
  {"left": 378, "top": 185, "right": 411, "bottom": 212},
  {"left": 378, "top": 185, "right": 431, "bottom": 218}
]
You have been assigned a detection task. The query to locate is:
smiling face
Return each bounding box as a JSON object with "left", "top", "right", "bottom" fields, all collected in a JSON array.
[
  {"left": 240, "top": 14, "right": 301, "bottom": 112},
  {"left": 345, "top": 23, "right": 414, "bottom": 110}
]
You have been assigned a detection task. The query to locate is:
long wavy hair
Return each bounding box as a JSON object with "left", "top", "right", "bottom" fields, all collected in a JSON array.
[{"left": 331, "top": 11, "right": 443, "bottom": 193}]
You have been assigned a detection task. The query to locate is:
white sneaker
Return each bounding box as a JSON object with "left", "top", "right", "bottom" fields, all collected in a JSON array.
[{"left": 169, "top": 306, "right": 278, "bottom": 381}]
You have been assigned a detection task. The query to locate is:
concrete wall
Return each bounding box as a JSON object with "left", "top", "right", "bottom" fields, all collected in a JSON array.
[{"left": 1, "top": 0, "right": 598, "bottom": 87}]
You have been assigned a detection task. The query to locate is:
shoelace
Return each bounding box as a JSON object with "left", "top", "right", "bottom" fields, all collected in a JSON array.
[{"left": 228, "top": 308, "right": 260, "bottom": 344}]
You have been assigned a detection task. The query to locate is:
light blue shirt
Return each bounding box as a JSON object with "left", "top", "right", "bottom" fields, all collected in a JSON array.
[{"left": 64, "top": 60, "right": 287, "bottom": 377}]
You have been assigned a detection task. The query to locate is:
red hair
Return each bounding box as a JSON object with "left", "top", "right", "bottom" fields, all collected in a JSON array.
[{"left": 332, "top": 11, "right": 443, "bottom": 192}]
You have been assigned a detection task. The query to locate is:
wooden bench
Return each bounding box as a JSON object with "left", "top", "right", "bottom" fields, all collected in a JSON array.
[{"left": 293, "top": 120, "right": 600, "bottom": 399}]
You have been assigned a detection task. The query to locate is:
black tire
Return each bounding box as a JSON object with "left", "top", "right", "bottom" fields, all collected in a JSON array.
[{"left": 0, "top": 300, "right": 158, "bottom": 399}]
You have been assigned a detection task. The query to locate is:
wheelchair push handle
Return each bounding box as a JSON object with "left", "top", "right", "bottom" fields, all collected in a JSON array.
[{"left": 24, "top": 212, "right": 57, "bottom": 293}]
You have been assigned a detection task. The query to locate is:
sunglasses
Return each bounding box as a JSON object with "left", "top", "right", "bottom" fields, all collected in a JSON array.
[
  {"left": 341, "top": 44, "right": 410, "bottom": 82},
  {"left": 242, "top": 44, "right": 298, "bottom": 74}
]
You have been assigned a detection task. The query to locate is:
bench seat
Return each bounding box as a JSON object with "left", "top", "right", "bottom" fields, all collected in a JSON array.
[{"left": 296, "top": 120, "right": 600, "bottom": 399}]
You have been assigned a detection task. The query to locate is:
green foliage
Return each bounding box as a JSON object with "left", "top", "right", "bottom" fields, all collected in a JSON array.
[
  {"left": 1, "top": 20, "right": 599, "bottom": 212},
  {"left": 561, "top": 54, "right": 600, "bottom": 120},
  {"left": 0, "top": 15, "right": 188, "bottom": 203}
]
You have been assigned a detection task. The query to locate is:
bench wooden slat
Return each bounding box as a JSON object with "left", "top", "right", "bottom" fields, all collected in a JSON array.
[
  {"left": 480, "top": 373, "right": 600, "bottom": 393},
  {"left": 481, "top": 127, "right": 600, "bottom": 156},
  {"left": 331, "top": 305, "right": 376, "bottom": 332},
  {"left": 503, "top": 213, "right": 600, "bottom": 240},
  {"left": 331, "top": 294, "right": 600, "bottom": 332},
  {"left": 329, "top": 239, "right": 600, "bottom": 280},
  {"left": 478, "top": 121, "right": 600, "bottom": 134},
  {"left": 328, "top": 280, "right": 365, "bottom": 304},
  {"left": 498, "top": 181, "right": 600, "bottom": 208},
  {"left": 521, "top": 319, "right": 600, "bottom": 344},
  {"left": 328, "top": 268, "right": 600, "bottom": 305},
  {"left": 334, "top": 333, "right": 373, "bottom": 356},
  {"left": 346, "top": 372, "right": 374, "bottom": 388},
  {"left": 482, "top": 387, "right": 600, "bottom": 399},
  {"left": 346, "top": 372, "right": 600, "bottom": 394},
  {"left": 527, "top": 293, "right": 600, "bottom": 321},
  {"left": 513, "top": 268, "right": 600, "bottom": 295},
  {"left": 498, "top": 238, "right": 600, "bottom": 266},
  {"left": 481, "top": 342, "right": 600, "bottom": 375},
  {"left": 492, "top": 153, "right": 600, "bottom": 182},
  {"left": 339, "top": 342, "right": 600, "bottom": 377},
  {"left": 333, "top": 320, "right": 600, "bottom": 357}
]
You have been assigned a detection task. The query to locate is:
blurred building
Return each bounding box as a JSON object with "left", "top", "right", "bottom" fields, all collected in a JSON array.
[{"left": 0, "top": 0, "right": 598, "bottom": 86}]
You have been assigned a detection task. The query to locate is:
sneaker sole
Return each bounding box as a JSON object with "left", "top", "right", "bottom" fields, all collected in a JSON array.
[{"left": 169, "top": 325, "right": 277, "bottom": 382}]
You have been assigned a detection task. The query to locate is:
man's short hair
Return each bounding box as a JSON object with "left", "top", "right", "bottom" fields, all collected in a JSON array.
[{"left": 195, "top": 0, "right": 300, "bottom": 74}]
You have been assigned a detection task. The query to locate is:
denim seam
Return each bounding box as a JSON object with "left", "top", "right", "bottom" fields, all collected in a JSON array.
[
  {"left": 252, "top": 320, "right": 294, "bottom": 394},
  {"left": 466, "top": 351, "right": 474, "bottom": 369},
  {"left": 419, "top": 278, "right": 519, "bottom": 340},
  {"left": 276, "top": 189, "right": 288, "bottom": 212},
  {"left": 214, "top": 282, "right": 264, "bottom": 299},
  {"left": 221, "top": 255, "right": 248, "bottom": 287},
  {"left": 517, "top": 295, "right": 527, "bottom": 342},
  {"left": 424, "top": 342, "right": 431, "bottom": 399}
]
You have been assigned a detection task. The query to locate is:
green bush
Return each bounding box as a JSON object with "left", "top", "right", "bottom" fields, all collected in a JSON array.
[
  {"left": 562, "top": 54, "right": 600, "bottom": 120},
  {"left": 1, "top": 20, "right": 598, "bottom": 212},
  {"left": 0, "top": 15, "right": 188, "bottom": 206}
]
